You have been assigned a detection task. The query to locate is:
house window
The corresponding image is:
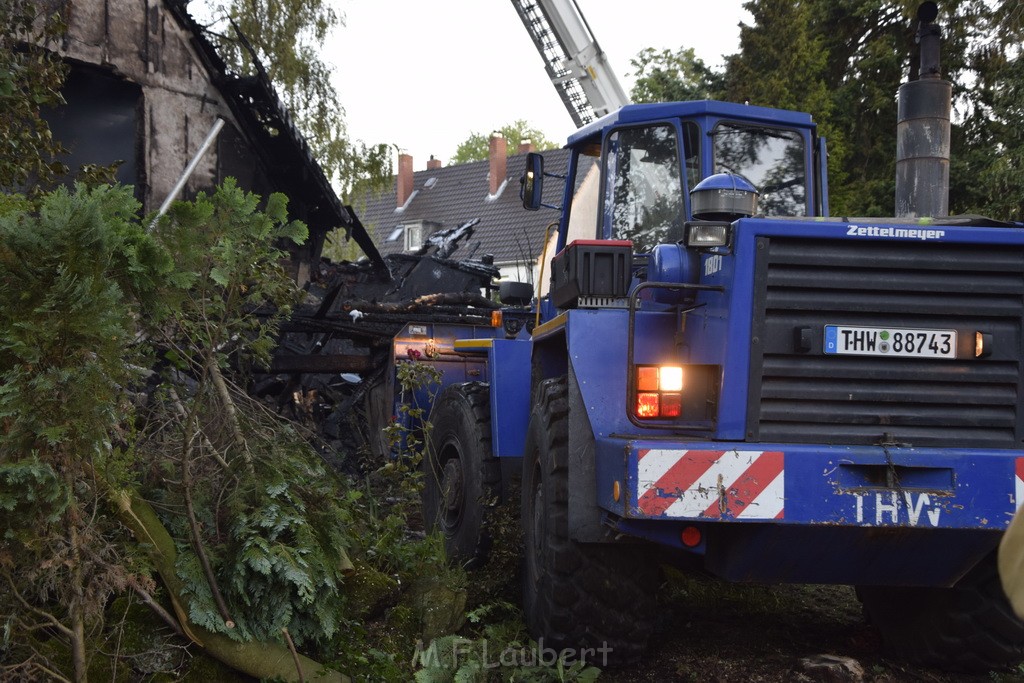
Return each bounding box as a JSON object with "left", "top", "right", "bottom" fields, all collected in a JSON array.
[
  {"left": 404, "top": 223, "right": 423, "bottom": 251},
  {"left": 397, "top": 220, "right": 440, "bottom": 252}
]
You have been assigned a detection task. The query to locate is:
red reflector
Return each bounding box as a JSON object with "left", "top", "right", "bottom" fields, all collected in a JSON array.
[
  {"left": 636, "top": 392, "right": 659, "bottom": 418},
  {"left": 637, "top": 366, "right": 659, "bottom": 392},
  {"left": 661, "top": 393, "right": 682, "bottom": 417},
  {"left": 681, "top": 526, "right": 702, "bottom": 547}
]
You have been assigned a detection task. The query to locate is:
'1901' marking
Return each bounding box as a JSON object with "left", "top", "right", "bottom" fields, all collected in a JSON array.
[{"left": 704, "top": 254, "right": 722, "bottom": 276}]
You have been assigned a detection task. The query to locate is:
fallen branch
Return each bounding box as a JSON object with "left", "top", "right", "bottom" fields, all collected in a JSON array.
[
  {"left": 131, "top": 582, "right": 185, "bottom": 639},
  {"left": 4, "top": 573, "right": 74, "bottom": 639},
  {"left": 168, "top": 386, "right": 231, "bottom": 472},
  {"left": 181, "top": 425, "right": 234, "bottom": 630},
  {"left": 205, "top": 356, "right": 250, "bottom": 464},
  {"left": 111, "top": 487, "right": 349, "bottom": 683},
  {"left": 282, "top": 627, "right": 305, "bottom": 683}
]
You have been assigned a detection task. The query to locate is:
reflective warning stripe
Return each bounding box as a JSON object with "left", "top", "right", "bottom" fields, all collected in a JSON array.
[
  {"left": 1016, "top": 457, "right": 1024, "bottom": 509},
  {"left": 637, "top": 449, "right": 785, "bottom": 520}
]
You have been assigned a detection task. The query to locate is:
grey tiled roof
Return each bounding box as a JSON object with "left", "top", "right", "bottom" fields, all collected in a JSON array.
[{"left": 356, "top": 148, "right": 596, "bottom": 265}]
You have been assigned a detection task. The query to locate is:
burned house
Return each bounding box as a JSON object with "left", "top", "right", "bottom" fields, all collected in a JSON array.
[
  {"left": 40, "top": 0, "right": 570, "bottom": 457},
  {"left": 45, "top": 0, "right": 357, "bottom": 285}
]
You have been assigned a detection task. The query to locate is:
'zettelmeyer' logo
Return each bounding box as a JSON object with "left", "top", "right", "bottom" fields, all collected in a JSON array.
[{"left": 846, "top": 224, "right": 946, "bottom": 240}]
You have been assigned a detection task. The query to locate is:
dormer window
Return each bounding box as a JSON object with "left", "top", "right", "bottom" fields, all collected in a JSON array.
[
  {"left": 405, "top": 223, "right": 423, "bottom": 251},
  {"left": 395, "top": 220, "right": 441, "bottom": 252}
]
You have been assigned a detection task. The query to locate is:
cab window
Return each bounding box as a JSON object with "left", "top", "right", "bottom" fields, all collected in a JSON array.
[
  {"left": 712, "top": 123, "right": 806, "bottom": 216},
  {"left": 603, "top": 124, "right": 684, "bottom": 253}
]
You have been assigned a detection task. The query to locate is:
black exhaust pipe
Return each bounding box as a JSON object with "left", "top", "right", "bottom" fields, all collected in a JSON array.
[{"left": 895, "top": 2, "right": 952, "bottom": 218}]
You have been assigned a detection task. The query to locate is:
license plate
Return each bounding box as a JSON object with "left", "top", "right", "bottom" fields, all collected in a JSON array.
[{"left": 824, "top": 325, "right": 957, "bottom": 359}]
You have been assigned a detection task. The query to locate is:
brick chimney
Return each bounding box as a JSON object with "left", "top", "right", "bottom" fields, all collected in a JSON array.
[
  {"left": 426, "top": 155, "right": 442, "bottom": 170},
  {"left": 397, "top": 153, "right": 414, "bottom": 207},
  {"left": 517, "top": 139, "right": 535, "bottom": 155},
  {"left": 489, "top": 132, "right": 507, "bottom": 195}
]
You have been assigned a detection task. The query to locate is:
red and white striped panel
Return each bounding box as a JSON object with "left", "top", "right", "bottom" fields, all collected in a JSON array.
[
  {"left": 1016, "top": 457, "right": 1024, "bottom": 509},
  {"left": 637, "top": 449, "right": 784, "bottom": 519}
]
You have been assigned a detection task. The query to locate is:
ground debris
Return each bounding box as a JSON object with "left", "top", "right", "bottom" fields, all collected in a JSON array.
[
  {"left": 607, "top": 578, "right": 1005, "bottom": 683},
  {"left": 794, "top": 654, "right": 865, "bottom": 683}
]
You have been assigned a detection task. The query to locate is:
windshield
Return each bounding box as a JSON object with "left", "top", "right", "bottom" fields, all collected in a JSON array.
[
  {"left": 712, "top": 123, "right": 807, "bottom": 216},
  {"left": 603, "top": 124, "right": 684, "bottom": 252}
]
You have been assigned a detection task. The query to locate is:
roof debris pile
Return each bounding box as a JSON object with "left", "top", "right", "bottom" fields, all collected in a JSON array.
[{"left": 251, "top": 216, "right": 504, "bottom": 464}]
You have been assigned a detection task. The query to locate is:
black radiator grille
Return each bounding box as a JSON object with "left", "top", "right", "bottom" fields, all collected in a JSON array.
[{"left": 746, "top": 237, "right": 1024, "bottom": 448}]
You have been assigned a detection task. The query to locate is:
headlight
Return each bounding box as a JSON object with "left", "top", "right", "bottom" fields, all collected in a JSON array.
[{"left": 685, "top": 222, "right": 730, "bottom": 247}]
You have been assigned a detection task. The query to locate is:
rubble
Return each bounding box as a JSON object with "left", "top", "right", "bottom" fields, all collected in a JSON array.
[{"left": 252, "top": 216, "right": 511, "bottom": 463}]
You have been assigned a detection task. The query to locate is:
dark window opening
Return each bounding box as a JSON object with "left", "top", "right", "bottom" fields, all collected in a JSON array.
[{"left": 43, "top": 64, "right": 142, "bottom": 192}]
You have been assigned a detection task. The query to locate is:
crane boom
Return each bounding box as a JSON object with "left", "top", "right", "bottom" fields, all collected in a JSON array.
[{"left": 510, "top": 0, "right": 629, "bottom": 129}]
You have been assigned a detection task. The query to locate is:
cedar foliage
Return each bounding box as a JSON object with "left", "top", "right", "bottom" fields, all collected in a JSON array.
[
  {"left": 0, "top": 182, "right": 464, "bottom": 681},
  {"left": 0, "top": 184, "right": 170, "bottom": 682}
]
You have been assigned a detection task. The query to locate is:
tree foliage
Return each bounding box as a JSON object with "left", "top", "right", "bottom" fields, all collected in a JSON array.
[
  {"left": 630, "top": 47, "right": 724, "bottom": 103},
  {"left": 0, "top": 184, "right": 170, "bottom": 682},
  {"left": 722, "top": 0, "right": 852, "bottom": 210},
  {"left": 195, "top": 0, "right": 391, "bottom": 200},
  {"left": 451, "top": 120, "right": 559, "bottom": 165},
  {"left": 950, "top": 0, "right": 1024, "bottom": 220},
  {"left": 0, "top": 0, "right": 68, "bottom": 192},
  {"left": 629, "top": 0, "right": 1024, "bottom": 220},
  {"left": 0, "top": 182, "right": 333, "bottom": 679}
]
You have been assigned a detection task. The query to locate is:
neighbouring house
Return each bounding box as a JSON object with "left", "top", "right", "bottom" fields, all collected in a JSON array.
[
  {"left": 356, "top": 134, "right": 598, "bottom": 288},
  {"left": 39, "top": 0, "right": 357, "bottom": 286}
]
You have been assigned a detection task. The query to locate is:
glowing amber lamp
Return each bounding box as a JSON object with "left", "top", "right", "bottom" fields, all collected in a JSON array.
[
  {"left": 637, "top": 366, "right": 659, "bottom": 392},
  {"left": 636, "top": 392, "right": 660, "bottom": 418}
]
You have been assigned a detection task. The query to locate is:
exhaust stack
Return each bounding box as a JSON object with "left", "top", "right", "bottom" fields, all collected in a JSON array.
[{"left": 895, "top": 2, "right": 952, "bottom": 218}]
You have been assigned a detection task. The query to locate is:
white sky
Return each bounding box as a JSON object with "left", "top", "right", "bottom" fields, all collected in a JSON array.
[{"left": 327, "top": 1, "right": 750, "bottom": 170}]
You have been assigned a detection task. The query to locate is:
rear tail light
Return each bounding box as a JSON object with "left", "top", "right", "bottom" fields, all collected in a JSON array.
[
  {"left": 636, "top": 392, "right": 660, "bottom": 418},
  {"left": 661, "top": 393, "right": 682, "bottom": 417},
  {"left": 633, "top": 365, "right": 684, "bottom": 419}
]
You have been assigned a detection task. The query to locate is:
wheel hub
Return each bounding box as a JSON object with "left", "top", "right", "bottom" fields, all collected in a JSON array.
[{"left": 441, "top": 458, "right": 464, "bottom": 515}]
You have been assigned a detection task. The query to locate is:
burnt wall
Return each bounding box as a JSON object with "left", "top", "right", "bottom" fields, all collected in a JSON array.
[
  {"left": 49, "top": 0, "right": 355, "bottom": 286},
  {"left": 59, "top": 0, "right": 234, "bottom": 210}
]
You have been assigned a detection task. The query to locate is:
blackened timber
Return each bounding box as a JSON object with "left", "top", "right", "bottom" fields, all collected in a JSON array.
[
  {"left": 264, "top": 354, "right": 374, "bottom": 374},
  {"left": 338, "top": 292, "right": 500, "bottom": 314}
]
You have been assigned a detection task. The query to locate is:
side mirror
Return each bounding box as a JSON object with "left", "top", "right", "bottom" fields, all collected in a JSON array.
[{"left": 520, "top": 152, "right": 544, "bottom": 211}]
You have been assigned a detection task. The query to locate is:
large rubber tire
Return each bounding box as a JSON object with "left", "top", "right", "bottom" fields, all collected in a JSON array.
[
  {"left": 521, "top": 376, "right": 659, "bottom": 665},
  {"left": 858, "top": 553, "right": 1024, "bottom": 672},
  {"left": 422, "top": 382, "right": 500, "bottom": 569}
]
